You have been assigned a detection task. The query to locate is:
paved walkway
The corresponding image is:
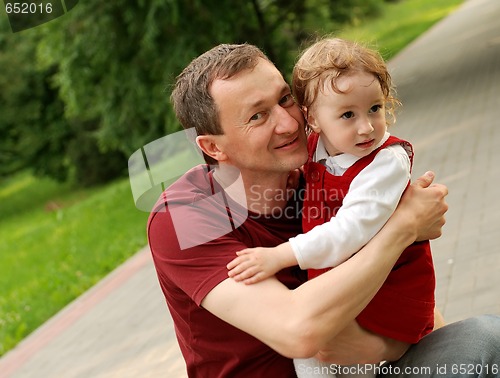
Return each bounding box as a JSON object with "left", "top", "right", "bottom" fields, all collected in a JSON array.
[{"left": 1, "top": 0, "right": 500, "bottom": 376}]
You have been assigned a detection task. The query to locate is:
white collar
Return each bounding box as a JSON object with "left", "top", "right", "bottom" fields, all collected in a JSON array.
[{"left": 314, "top": 131, "right": 391, "bottom": 170}]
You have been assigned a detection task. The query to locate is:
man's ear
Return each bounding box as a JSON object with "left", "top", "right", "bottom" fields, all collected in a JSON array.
[{"left": 196, "top": 135, "right": 228, "bottom": 162}]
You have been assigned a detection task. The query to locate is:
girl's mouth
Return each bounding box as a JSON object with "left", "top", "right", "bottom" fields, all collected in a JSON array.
[{"left": 356, "top": 139, "right": 375, "bottom": 149}]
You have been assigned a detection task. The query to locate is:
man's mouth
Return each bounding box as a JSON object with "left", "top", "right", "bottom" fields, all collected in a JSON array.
[{"left": 276, "top": 136, "right": 298, "bottom": 149}]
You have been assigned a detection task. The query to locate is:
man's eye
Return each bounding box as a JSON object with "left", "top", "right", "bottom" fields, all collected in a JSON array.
[
  {"left": 279, "top": 94, "right": 295, "bottom": 106},
  {"left": 341, "top": 111, "right": 354, "bottom": 119},
  {"left": 250, "top": 113, "right": 264, "bottom": 121}
]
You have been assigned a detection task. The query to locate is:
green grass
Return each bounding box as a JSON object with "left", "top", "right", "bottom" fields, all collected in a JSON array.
[
  {"left": 336, "top": 0, "right": 464, "bottom": 60},
  {"left": 0, "top": 173, "right": 149, "bottom": 356},
  {"left": 0, "top": 0, "right": 465, "bottom": 358}
]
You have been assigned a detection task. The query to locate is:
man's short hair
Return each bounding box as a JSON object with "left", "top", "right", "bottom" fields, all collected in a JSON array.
[{"left": 171, "top": 44, "right": 269, "bottom": 164}]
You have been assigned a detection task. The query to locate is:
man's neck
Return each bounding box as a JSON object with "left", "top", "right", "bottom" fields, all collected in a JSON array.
[{"left": 213, "top": 165, "right": 290, "bottom": 215}]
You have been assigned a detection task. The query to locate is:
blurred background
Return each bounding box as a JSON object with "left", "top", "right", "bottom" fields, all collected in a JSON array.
[{"left": 0, "top": 0, "right": 465, "bottom": 362}]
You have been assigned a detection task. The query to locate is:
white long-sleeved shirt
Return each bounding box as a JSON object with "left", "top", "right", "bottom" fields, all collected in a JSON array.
[{"left": 289, "top": 132, "right": 411, "bottom": 270}]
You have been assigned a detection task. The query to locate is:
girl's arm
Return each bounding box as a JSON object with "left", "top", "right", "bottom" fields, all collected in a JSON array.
[
  {"left": 228, "top": 145, "right": 410, "bottom": 284},
  {"left": 292, "top": 145, "right": 410, "bottom": 269},
  {"left": 206, "top": 172, "right": 448, "bottom": 359}
]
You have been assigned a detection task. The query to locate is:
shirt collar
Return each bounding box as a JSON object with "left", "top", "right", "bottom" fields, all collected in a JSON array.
[{"left": 314, "top": 131, "right": 391, "bottom": 169}]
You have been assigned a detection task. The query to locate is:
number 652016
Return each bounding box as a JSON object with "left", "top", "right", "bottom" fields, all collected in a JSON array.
[{"left": 5, "top": 2, "right": 53, "bottom": 14}]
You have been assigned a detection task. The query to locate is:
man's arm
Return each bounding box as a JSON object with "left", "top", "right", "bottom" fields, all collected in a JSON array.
[
  {"left": 202, "top": 172, "right": 447, "bottom": 359},
  {"left": 227, "top": 146, "right": 410, "bottom": 284},
  {"left": 314, "top": 308, "right": 447, "bottom": 365},
  {"left": 292, "top": 145, "right": 411, "bottom": 270},
  {"left": 315, "top": 320, "right": 410, "bottom": 365}
]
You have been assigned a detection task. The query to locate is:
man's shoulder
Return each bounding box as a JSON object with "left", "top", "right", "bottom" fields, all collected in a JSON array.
[
  {"left": 151, "top": 164, "right": 212, "bottom": 211},
  {"left": 147, "top": 164, "right": 233, "bottom": 252}
]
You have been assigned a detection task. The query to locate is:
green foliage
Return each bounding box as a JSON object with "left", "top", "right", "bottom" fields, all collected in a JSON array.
[
  {"left": 337, "top": 0, "right": 464, "bottom": 60},
  {"left": 328, "top": 0, "right": 383, "bottom": 27},
  {"left": 35, "top": 0, "right": 308, "bottom": 154},
  {"left": 1, "top": 0, "right": 387, "bottom": 185},
  {"left": 0, "top": 0, "right": 464, "bottom": 186},
  {"left": 0, "top": 17, "right": 68, "bottom": 180},
  {"left": 0, "top": 12, "right": 126, "bottom": 185}
]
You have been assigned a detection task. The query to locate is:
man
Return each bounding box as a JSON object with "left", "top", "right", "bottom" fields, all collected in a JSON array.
[{"left": 148, "top": 43, "right": 500, "bottom": 377}]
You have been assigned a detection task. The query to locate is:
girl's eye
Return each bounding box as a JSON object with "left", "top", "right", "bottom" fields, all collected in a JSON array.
[
  {"left": 341, "top": 111, "right": 354, "bottom": 119},
  {"left": 370, "top": 104, "right": 382, "bottom": 113}
]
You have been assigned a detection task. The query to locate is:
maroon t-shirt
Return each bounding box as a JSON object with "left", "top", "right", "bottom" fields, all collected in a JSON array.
[{"left": 148, "top": 165, "right": 306, "bottom": 377}]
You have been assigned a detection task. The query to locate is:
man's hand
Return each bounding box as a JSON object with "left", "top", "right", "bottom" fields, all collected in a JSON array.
[
  {"left": 395, "top": 171, "right": 448, "bottom": 242},
  {"left": 315, "top": 321, "right": 410, "bottom": 365}
]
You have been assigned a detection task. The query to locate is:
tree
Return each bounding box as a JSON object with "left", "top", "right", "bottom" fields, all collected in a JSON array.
[
  {"left": 0, "top": 17, "right": 71, "bottom": 181},
  {"left": 0, "top": 0, "right": 385, "bottom": 185}
]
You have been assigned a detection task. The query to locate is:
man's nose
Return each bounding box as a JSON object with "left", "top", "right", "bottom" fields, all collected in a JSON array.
[{"left": 273, "top": 105, "right": 300, "bottom": 134}]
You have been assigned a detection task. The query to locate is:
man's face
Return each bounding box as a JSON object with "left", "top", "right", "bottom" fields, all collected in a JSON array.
[{"left": 209, "top": 58, "right": 308, "bottom": 180}]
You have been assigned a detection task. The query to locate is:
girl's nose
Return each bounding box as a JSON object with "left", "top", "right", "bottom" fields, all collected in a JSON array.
[{"left": 358, "top": 119, "right": 374, "bottom": 135}]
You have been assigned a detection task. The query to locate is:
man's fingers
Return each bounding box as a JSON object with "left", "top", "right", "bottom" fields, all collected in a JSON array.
[
  {"left": 432, "top": 183, "right": 449, "bottom": 198},
  {"left": 413, "top": 171, "right": 435, "bottom": 188}
]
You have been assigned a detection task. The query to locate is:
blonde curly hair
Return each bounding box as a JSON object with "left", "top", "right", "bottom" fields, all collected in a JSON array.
[{"left": 292, "top": 37, "right": 401, "bottom": 125}]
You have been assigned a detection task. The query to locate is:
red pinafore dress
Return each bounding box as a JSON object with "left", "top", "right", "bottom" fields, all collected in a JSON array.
[{"left": 302, "top": 133, "right": 435, "bottom": 343}]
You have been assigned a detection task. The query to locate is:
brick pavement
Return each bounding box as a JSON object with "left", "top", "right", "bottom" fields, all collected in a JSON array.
[
  {"left": 0, "top": 248, "right": 187, "bottom": 378},
  {"left": 1, "top": 0, "right": 499, "bottom": 376},
  {"left": 389, "top": 0, "right": 500, "bottom": 323}
]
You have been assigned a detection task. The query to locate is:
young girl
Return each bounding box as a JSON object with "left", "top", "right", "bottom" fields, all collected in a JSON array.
[{"left": 227, "top": 38, "right": 436, "bottom": 377}]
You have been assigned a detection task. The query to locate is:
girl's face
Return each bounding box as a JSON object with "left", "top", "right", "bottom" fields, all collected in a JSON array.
[{"left": 307, "top": 71, "right": 387, "bottom": 158}]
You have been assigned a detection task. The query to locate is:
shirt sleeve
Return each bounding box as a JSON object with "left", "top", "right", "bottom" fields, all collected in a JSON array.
[
  {"left": 148, "top": 195, "right": 249, "bottom": 306},
  {"left": 290, "top": 145, "right": 411, "bottom": 270}
]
